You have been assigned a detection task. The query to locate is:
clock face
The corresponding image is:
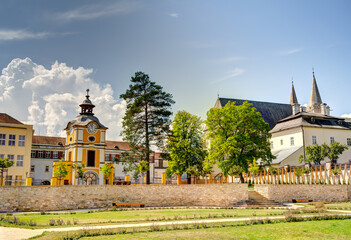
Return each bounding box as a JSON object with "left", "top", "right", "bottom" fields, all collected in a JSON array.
[{"left": 87, "top": 123, "right": 97, "bottom": 134}]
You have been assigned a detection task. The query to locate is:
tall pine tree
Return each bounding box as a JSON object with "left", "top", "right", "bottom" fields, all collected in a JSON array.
[{"left": 120, "top": 72, "right": 175, "bottom": 184}]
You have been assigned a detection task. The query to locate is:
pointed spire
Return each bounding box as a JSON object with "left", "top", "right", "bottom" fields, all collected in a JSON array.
[
  {"left": 289, "top": 80, "right": 298, "bottom": 105},
  {"left": 308, "top": 71, "right": 322, "bottom": 107}
]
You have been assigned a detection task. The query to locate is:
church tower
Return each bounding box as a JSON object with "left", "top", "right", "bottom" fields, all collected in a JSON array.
[
  {"left": 306, "top": 71, "right": 330, "bottom": 115},
  {"left": 64, "top": 89, "right": 109, "bottom": 185},
  {"left": 289, "top": 82, "right": 300, "bottom": 115}
]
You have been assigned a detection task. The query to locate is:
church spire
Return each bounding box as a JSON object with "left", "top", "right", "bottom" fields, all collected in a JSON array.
[
  {"left": 289, "top": 81, "right": 298, "bottom": 105},
  {"left": 308, "top": 70, "right": 322, "bottom": 108}
]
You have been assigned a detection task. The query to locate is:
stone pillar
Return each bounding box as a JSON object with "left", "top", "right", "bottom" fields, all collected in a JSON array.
[
  {"left": 177, "top": 174, "right": 181, "bottom": 185},
  {"left": 209, "top": 173, "right": 213, "bottom": 183},
  {"left": 51, "top": 177, "right": 57, "bottom": 185},
  {"left": 162, "top": 172, "right": 166, "bottom": 184},
  {"left": 26, "top": 178, "right": 32, "bottom": 186}
]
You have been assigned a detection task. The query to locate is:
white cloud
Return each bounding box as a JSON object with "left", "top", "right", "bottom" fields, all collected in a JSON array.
[
  {"left": 55, "top": 1, "right": 140, "bottom": 22},
  {"left": 168, "top": 13, "right": 179, "bottom": 18},
  {"left": 279, "top": 48, "right": 302, "bottom": 56},
  {"left": 0, "top": 29, "right": 51, "bottom": 41},
  {"left": 0, "top": 57, "right": 126, "bottom": 140},
  {"left": 341, "top": 113, "right": 351, "bottom": 118},
  {"left": 213, "top": 67, "right": 245, "bottom": 83}
]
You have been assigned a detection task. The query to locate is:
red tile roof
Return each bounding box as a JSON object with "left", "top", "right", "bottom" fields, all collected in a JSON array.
[
  {"left": 0, "top": 113, "right": 23, "bottom": 124},
  {"left": 32, "top": 136, "right": 65, "bottom": 145},
  {"left": 105, "top": 141, "right": 131, "bottom": 150}
]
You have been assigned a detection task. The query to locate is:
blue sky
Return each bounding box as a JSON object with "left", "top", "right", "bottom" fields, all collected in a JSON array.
[{"left": 1, "top": 0, "right": 351, "bottom": 139}]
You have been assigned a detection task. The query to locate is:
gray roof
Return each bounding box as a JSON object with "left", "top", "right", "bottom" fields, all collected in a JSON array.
[
  {"left": 308, "top": 74, "right": 322, "bottom": 107},
  {"left": 270, "top": 112, "right": 351, "bottom": 133},
  {"left": 218, "top": 98, "right": 292, "bottom": 129},
  {"left": 65, "top": 114, "right": 107, "bottom": 130}
]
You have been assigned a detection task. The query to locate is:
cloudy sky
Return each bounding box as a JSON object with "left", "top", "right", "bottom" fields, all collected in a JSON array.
[{"left": 1, "top": 0, "right": 351, "bottom": 140}]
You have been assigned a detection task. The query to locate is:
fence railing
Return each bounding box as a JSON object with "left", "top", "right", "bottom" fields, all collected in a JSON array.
[{"left": 243, "top": 164, "right": 351, "bottom": 185}]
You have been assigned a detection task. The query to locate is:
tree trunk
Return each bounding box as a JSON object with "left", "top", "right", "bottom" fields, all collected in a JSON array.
[
  {"left": 187, "top": 175, "right": 191, "bottom": 184},
  {"left": 239, "top": 172, "right": 244, "bottom": 183},
  {"left": 145, "top": 105, "right": 150, "bottom": 185}
]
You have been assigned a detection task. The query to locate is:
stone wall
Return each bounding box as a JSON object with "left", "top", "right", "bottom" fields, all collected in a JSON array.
[
  {"left": 255, "top": 184, "right": 350, "bottom": 202},
  {"left": 0, "top": 184, "right": 248, "bottom": 212}
]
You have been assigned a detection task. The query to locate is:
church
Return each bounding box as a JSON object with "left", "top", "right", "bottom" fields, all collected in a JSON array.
[{"left": 214, "top": 72, "right": 351, "bottom": 168}]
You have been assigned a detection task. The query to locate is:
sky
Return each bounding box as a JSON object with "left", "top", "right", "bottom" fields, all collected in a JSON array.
[{"left": 1, "top": 0, "right": 351, "bottom": 140}]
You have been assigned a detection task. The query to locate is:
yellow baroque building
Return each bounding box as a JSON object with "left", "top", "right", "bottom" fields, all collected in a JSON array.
[
  {"left": 0, "top": 113, "right": 33, "bottom": 186},
  {"left": 52, "top": 90, "right": 112, "bottom": 185}
]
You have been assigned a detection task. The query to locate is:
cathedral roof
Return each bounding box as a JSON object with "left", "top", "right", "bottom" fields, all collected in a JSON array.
[
  {"left": 308, "top": 73, "right": 322, "bottom": 107},
  {"left": 217, "top": 98, "right": 292, "bottom": 129}
]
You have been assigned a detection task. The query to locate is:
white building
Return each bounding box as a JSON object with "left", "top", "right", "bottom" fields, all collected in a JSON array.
[{"left": 270, "top": 72, "right": 351, "bottom": 167}]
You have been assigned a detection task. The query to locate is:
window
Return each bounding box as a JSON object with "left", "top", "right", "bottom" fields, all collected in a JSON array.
[
  {"left": 290, "top": 137, "right": 294, "bottom": 146},
  {"left": 280, "top": 139, "right": 283, "bottom": 145},
  {"left": 15, "top": 175, "right": 22, "bottom": 186},
  {"left": 45, "top": 151, "right": 51, "bottom": 159},
  {"left": 38, "top": 151, "right": 43, "bottom": 158},
  {"left": 68, "top": 151, "right": 72, "bottom": 161},
  {"left": 0, "top": 154, "right": 4, "bottom": 159},
  {"left": 330, "top": 137, "right": 335, "bottom": 144},
  {"left": 31, "top": 151, "right": 36, "bottom": 158},
  {"left": 18, "top": 135, "right": 25, "bottom": 146},
  {"left": 5, "top": 176, "right": 12, "bottom": 186},
  {"left": 270, "top": 141, "right": 274, "bottom": 149},
  {"left": 87, "top": 150, "right": 95, "bottom": 167},
  {"left": 53, "top": 151, "right": 58, "bottom": 159},
  {"left": 312, "top": 136, "right": 317, "bottom": 145},
  {"left": 105, "top": 154, "right": 110, "bottom": 161},
  {"left": 31, "top": 165, "right": 35, "bottom": 172},
  {"left": 45, "top": 166, "right": 49, "bottom": 172},
  {"left": 8, "top": 135, "right": 15, "bottom": 146},
  {"left": 0, "top": 134, "right": 5, "bottom": 145},
  {"left": 16, "top": 155, "right": 24, "bottom": 167},
  {"left": 8, "top": 155, "right": 14, "bottom": 163},
  {"left": 347, "top": 138, "right": 351, "bottom": 146}
]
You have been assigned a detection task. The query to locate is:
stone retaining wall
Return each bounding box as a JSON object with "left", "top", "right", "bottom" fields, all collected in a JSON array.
[
  {"left": 255, "top": 184, "right": 350, "bottom": 202},
  {"left": 0, "top": 184, "right": 248, "bottom": 212}
]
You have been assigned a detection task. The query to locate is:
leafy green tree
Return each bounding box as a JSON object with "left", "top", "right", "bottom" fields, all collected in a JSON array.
[
  {"left": 321, "top": 142, "right": 348, "bottom": 166},
  {"left": 138, "top": 160, "right": 150, "bottom": 184},
  {"left": 0, "top": 157, "right": 14, "bottom": 186},
  {"left": 166, "top": 111, "right": 207, "bottom": 183},
  {"left": 249, "top": 160, "right": 260, "bottom": 175},
  {"left": 120, "top": 72, "right": 175, "bottom": 184},
  {"left": 53, "top": 159, "right": 69, "bottom": 185},
  {"left": 100, "top": 162, "right": 113, "bottom": 185},
  {"left": 206, "top": 101, "right": 274, "bottom": 183},
  {"left": 299, "top": 144, "right": 324, "bottom": 166},
  {"left": 294, "top": 168, "right": 303, "bottom": 184},
  {"left": 72, "top": 163, "right": 85, "bottom": 185}
]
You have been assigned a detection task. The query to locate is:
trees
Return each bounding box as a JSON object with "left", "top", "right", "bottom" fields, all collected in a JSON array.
[
  {"left": 53, "top": 159, "right": 69, "bottom": 185},
  {"left": 72, "top": 163, "right": 85, "bottom": 185},
  {"left": 0, "top": 157, "right": 14, "bottom": 186},
  {"left": 120, "top": 72, "right": 175, "bottom": 184},
  {"left": 206, "top": 101, "right": 274, "bottom": 183},
  {"left": 100, "top": 162, "right": 113, "bottom": 185},
  {"left": 166, "top": 111, "right": 207, "bottom": 183},
  {"left": 322, "top": 142, "right": 348, "bottom": 166},
  {"left": 299, "top": 142, "right": 348, "bottom": 166}
]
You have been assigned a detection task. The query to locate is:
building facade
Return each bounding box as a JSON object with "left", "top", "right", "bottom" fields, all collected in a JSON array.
[{"left": 0, "top": 113, "right": 33, "bottom": 186}]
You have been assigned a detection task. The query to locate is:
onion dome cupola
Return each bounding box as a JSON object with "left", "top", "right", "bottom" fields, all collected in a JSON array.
[{"left": 80, "top": 89, "right": 95, "bottom": 115}]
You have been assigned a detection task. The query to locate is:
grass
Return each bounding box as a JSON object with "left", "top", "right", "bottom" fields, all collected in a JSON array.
[
  {"left": 0, "top": 207, "right": 286, "bottom": 229},
  {"left": 78, "top": 219, "right": 351, "bottom": 240},
  {"left": 324, "top": 202, "right": 351, "bottom": 210}
]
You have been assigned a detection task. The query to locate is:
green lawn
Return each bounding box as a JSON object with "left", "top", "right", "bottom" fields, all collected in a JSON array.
[
  {"left": 325, "top": 202, "right": 351, "bottom": 210},
  {"left": 79, "top": 219, "right": 351, "bottom": 240},
  {"left": 1, "top": 208, "right": 285, "bottom": 228}
]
